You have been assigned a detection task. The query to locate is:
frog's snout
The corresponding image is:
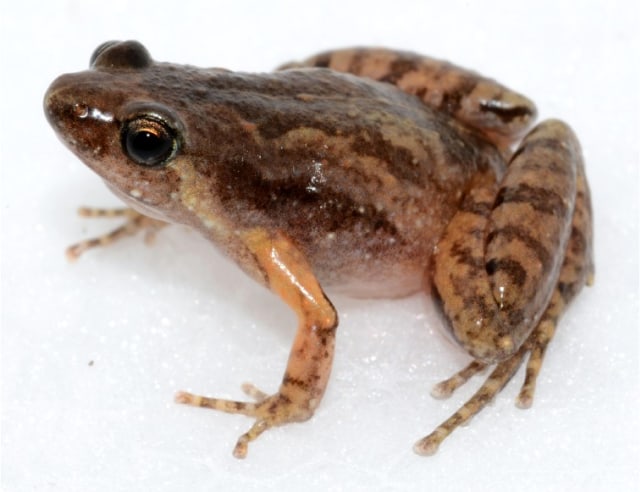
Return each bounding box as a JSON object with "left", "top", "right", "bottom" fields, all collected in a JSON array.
[
  {"left": 44, "top": 77, "right": 123, "bottom": 181},
  {"left": 44, "top": 75, "right": 82, "bottom": 133},
  {"left": 43, "top": 79, "right": 63, "bottom": 129}
]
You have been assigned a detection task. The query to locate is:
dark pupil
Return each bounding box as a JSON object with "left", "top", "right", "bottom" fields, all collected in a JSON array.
[{"left": 125, "top": 122, "right": 173, "bottom": 166}]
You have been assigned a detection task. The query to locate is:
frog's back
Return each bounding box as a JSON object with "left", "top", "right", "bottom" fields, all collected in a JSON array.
[{"left": 167, "top": 68, "right": 505, "bottom": 295}]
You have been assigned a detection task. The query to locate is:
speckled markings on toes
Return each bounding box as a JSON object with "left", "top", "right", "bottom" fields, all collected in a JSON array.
[
  {"left": 416, "top": 346, "right": 526, "bottom": 456},
  {"left": 66, "top": 207, "right": 168, "bottom": 260}
]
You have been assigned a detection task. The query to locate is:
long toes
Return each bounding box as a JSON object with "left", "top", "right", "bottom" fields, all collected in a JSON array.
[
  {"left": 174, "top": 390, "right": 258, "bottom": 416},
  {"left": 241, "top": 383, "right": 269, "bottom": 402},
  {"left": 413, "top": 431, "right": 443, "bottom": 456},
  {"left": 233, "top": 419, "right": 272, "bottom": 458},
  {"left": 515, "top": 388, "right": 534, "bottom": 409}
]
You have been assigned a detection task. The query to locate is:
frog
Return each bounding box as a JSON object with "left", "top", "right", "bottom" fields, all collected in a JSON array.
[{"left": 43, "top": 41, "right": 594, "bottom": 458}]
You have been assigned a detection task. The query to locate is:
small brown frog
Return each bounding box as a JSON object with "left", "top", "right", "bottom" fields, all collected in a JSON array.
[{"left": 44, "top": 41, "right": 593, "bottom": 458}]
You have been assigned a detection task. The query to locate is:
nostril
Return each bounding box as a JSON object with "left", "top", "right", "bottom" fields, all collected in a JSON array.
[{"left": 73, "top": 104, "right": 89, "bottom": 118}]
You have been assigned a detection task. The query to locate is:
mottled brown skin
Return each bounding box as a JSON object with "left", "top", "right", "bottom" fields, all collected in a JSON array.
[
  {"left": 44, "top": 41, "right": 593, "bottom": 458},
  {"left": 281, "top": 47, "right": 537, "bottom": 150}
]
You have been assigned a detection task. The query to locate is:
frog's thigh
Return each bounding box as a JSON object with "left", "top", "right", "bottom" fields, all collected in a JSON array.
[
  {"left": 434, "top": 119, "right": 580, "bottom": 362},
  {"left": 283, "top": 48, "right": 537, "bottom": 147},
  {"left": 176, "top": 228, "right": 338, "bottom": 458}
]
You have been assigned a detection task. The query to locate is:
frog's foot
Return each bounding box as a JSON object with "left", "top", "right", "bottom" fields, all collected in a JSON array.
[
  {"left": 175, "top": 383, "right": 315, "bottom": 458},
  {"left": 416, "top": 285, "right": 572, "bottom": 456},
  {"left": 66, "top": 207, "right": 168, "bottom": 260},
  {"left": 418, "top": 230, "right": 592, "bottom": 457},
  {"left": 415, "top": 347, "right": 527, "bottom": 456},
  {"left": 515, "top": 318, "right": 555, "bottom": 408}
]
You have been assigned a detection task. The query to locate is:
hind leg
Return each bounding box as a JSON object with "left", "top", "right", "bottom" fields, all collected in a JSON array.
[{"left": 418, "top": 119, "right": 593, "bottom": 455}]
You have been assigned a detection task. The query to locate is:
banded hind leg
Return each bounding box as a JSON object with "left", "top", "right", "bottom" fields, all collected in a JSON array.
[
  {"left": 415, "top": 119, "right": 593, "bottom": 455},
  {"left": 280, "top": 47, "right": 537, "bottom": 150}
]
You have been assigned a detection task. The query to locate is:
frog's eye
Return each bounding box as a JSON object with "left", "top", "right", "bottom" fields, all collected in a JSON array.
[{"left": 122, "top": 117, "right": 178, "bottom": 167}]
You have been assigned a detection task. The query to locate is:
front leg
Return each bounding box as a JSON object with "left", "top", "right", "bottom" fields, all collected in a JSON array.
[
  {"left": 417, "top": 119, "right": 593, "bottom": 455},
  {"left": 175, "top": 228, "right": 338, "bottom": 458}
]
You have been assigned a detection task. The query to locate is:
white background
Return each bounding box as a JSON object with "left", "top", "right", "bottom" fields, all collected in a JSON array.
[{"left": 1, "top": 1, "right": 638, "bottom": 491}]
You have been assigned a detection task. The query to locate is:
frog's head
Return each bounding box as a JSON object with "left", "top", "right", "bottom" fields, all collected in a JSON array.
[{"left": 44, "top": 40, "right": 213, "bottom": 226}]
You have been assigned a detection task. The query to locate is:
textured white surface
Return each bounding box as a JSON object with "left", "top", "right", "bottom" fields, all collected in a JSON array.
[{"left": 1, "top": 1, "right": 638, "bottom": 491}]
